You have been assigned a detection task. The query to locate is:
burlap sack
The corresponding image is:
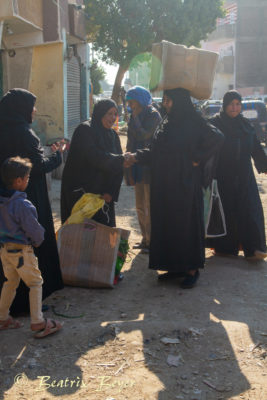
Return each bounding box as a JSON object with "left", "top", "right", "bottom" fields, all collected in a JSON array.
[
  {"left": 57, "top": 219, "right": 130, "bottom": 288},
  {"left": 149, "top": 41, "right": 219, "bottom": 100}
]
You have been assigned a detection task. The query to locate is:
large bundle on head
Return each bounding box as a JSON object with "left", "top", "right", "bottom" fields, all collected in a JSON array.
[{"left": 149, "top": 41, "right": 219, "bottom": 100}]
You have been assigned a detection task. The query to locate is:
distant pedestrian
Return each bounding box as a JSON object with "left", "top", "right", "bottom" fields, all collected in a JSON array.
[
  {"left": 126, "top": 86, "right": 162, "bottom": 254},
  {"left": 208, "top": 90, "right": 267, "bottom": 260},
  {"left": 0, "top": 157, "right": 62, "bottom": 337}
]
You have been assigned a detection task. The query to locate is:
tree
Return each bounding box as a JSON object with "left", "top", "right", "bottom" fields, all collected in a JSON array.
[
  {"left": 84, "top": 0, "right": 224, "bottom": 103},
  {"left": 90, "top": 60, "right": 106, "bottom": 95}
]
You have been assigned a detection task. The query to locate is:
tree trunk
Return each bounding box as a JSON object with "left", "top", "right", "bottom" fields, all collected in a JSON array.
[{"left": 111, "top": 64, "right": 128, "bottom": 105}]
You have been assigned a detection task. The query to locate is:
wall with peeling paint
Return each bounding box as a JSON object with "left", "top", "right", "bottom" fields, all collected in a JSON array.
[{"left": 29, "top": 42, "right": 64, "bottom": 144}]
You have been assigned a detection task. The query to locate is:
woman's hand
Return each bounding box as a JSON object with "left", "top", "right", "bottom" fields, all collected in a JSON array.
[
  {"left": 123, "top": 152, "right": 136, "bottom": 168},
  {"left": 192, "top": 161, "right": 199, "bottom": 167},
  {"left": 51, "top": 139, "right": 66, "bottom": 153}
]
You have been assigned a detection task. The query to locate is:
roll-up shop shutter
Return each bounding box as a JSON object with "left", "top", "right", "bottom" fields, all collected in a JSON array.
[{"left": 67, "top": 56, "right": 81, "bottom": 139}]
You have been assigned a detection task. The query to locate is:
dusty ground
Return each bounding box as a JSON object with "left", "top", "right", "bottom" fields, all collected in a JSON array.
[{"left": 0, "top": 134, "right": 267, "bottom": 400}]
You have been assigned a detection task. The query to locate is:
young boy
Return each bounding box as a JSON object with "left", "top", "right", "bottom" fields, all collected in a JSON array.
[{"left": 0, "top": 157, "right": 62, "bottom": 338}]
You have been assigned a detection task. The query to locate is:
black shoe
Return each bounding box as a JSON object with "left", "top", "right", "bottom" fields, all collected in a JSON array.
[
  {"left": 133, "top": 242, "right": 147, "bottom": 250},
  {"left": 180, "top": 270, "right": 199, "bottom": 289},
  {"left": 158, "top": 272, "right": 186, "bottom": 281}
]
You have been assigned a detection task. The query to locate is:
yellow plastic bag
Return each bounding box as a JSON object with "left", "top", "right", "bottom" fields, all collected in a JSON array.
[{"left": 65, "top": 193, "right": 104, "bottom": 225}]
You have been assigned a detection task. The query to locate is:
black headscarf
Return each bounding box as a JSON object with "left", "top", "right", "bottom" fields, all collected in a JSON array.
[
  {"left": 163, "top": 88, "right": 198, "bottom": 123},
  {"left": 0, "top": 88, "right": 36, "bottom": 124},
  {"left": 222, "top": 90, "right": 242, "bottom": 112},
  {"left": 218, "top": 91, "right": 251, "bottom": 139},
  {"left": 91, "top": 99, "right": 118, "bottom": 130},
  {"left": 90, "top": 99, "right": 119, "bottom": 153}
]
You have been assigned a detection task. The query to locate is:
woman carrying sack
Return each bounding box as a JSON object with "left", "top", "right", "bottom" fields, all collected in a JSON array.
[{"left": 125, "top": 88, "right": 224, "bottom": 288}]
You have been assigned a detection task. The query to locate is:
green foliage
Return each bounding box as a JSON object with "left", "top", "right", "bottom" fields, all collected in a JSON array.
[
  {"left": 90, "top": 60, "right": 106, "bottom": 95},
  {"left": 84, "top": 0, "right": 224, "bottom": 68}
]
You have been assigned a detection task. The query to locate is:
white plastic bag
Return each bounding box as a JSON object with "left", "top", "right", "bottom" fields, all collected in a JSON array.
[{"left": 204, "top": 179, "right": 226, "bottom": 238}]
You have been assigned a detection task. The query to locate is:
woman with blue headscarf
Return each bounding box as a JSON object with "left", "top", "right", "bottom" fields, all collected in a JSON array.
[{"left": 126, "top": 86, "right": 162, "bottom": 253}]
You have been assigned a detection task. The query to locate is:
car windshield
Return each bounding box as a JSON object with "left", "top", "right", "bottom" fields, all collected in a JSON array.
[{"left": 204, "top": 105, "right": 221, "bottom": 116}]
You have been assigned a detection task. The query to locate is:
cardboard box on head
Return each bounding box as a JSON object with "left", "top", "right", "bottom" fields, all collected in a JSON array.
[{"left": 149, "top": 41, "right": 219, "bottom": 100}]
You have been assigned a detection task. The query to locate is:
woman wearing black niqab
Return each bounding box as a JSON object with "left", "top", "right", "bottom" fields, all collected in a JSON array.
[
  {"left": 132, "top": 88, "right": 224, "bottom": 288},
  {"left": 61, "top": 99, "right": 125, "bottom": 227},
  {"left": 208, "top": 90, "right": 267, "bottom": 259},
  {"left": 0, "top": 88, "right": 64, "bottom": 313}
]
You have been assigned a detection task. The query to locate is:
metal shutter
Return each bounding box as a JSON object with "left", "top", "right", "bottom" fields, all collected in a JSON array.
[{"left": 67, "top": 56, "right": 81, "bottom": 139}]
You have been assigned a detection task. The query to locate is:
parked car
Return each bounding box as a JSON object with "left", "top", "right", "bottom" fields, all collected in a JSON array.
[
  {"left": 241, "top": 100, "right": 267, "bottom": 144},
  {"left": 201, "top": 100, "right": 222, "bottom": 118}
]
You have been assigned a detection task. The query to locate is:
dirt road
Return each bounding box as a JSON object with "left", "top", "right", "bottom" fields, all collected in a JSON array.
[{"left": 1, "top": 135, "right": 267, "bottom": 400}]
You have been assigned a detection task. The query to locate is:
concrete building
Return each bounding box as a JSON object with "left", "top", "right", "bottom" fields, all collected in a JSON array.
[
  {"left": 202, "top": 1, "right": 237, "bottom": 99},
  {"left": 202, "top": 0, "right": 267, "bottom": 99},
  {"left": 236, "top": 0, "right": 267, "bottom": 96},
  {"left": 0, "top": 0, "right": 90, "bottom": 143}
]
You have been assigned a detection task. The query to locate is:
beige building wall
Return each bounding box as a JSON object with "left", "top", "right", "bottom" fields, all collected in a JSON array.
[
  {"left": 2, "top": 47, "right": 33, "bottom": 92},
  {"left": 212, "top": 74, "right": 234, "bottom": 100},
  {"left": 17, "top": 0, "right": 43, "bottom": 28},
  {"left": 0, "top": 1, "right": 14, "bottom": 17},
  {"left": 29, "top": 42, "right": 64, "bottom": 144}
]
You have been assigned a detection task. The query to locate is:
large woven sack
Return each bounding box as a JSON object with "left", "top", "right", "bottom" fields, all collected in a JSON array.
[
  {"left": 149, "top": 40, "right": 219, "bottom": 100},
  {"left": 57, "top": 219, "right": 130, "bottom": 288}
]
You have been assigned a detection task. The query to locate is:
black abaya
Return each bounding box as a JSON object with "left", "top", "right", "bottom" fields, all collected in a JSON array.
[
  {"left": 136, "top": 88, "right": 224, "bottom": 272},
  {"left": 0, "top": 89, "right": 63, "bottom": 313},
  {"left": 61, "top": 100, "right": 124, "bottom": 227},
  {"left": 208, "top": 112, "right": 267, "bottom": 256}
]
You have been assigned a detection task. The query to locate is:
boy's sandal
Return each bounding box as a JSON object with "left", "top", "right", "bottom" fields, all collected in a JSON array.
[
  {"left": 0, "top": 316, "right": 23, "bottom": 330},
  {"left": 34, "top": 318, "right": 63, "bottom": 339}
]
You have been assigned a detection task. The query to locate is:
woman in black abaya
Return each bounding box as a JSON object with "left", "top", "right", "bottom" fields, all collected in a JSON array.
[
  {"left": 208, "top": 90, "right": 267, "bottom": 259},
  {"left": 129, "top": 88, "right": 224, "bottom": 288},
  {"left": 0, "top": 88, "right": 64, "bottom": 313},
  {"left": 61, "top": 99, "right": 125, "bottom": 227}
]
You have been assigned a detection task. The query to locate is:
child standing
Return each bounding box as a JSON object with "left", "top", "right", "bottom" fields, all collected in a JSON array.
[{"left": 0, "top": 157, "right": 62, "bottom": 338}]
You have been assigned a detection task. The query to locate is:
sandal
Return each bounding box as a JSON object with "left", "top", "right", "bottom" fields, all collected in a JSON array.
[
  {"left": 33, "top": 318, "right": 63, "bottom": 339},
  {"left": 0, "top": 316, "right": 23, "bottom": 330},
  {"left": 246, "top": 250, "right": 267, "bottom": 261}
]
